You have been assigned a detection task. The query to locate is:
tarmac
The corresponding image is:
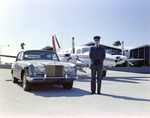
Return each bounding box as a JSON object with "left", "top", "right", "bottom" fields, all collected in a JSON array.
[{"left": 0, "top": 68, "right": 150, "bottom": 118}]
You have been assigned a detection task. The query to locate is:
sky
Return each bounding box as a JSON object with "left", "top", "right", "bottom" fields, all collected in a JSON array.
[{"left": 0, "top": 0, "right": 150, "bottom": 63}]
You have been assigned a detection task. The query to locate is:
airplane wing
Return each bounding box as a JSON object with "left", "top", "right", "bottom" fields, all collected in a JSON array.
[
  {"left": 127, "top": 59, "right": 145, "bottom": 62},
  {"left": 0, "top": 55, "right": 16, "bottom": 58}
]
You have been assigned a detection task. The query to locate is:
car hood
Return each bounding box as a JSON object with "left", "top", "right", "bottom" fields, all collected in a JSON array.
[{"left": 25, "top": 60, "right": 76, "bottom": 67}]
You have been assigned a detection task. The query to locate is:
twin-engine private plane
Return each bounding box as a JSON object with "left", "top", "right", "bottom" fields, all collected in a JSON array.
[{"left": 52, "top": 35, "right": 134, "bottom": 77}]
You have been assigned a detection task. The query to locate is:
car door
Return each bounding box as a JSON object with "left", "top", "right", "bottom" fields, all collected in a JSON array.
[
  {"left": 17, "top": 52, "right": 24, "bottom": 79},
  {"left": 13, "top": 52, "right": 21, "bottom": 79}
]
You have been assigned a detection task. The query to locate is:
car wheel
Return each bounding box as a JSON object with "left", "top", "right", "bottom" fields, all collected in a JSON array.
[
  {"left": 12, "top": 76, "right": 18, "bottom": 83},
  {"left": 63, "top": 82, "right": 73, "bottom": 89},
  {"left": 22, "top": 74, "right": 32, "bottom": 91}
]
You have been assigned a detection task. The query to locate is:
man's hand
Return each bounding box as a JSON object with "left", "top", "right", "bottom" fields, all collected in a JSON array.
[{"left": 94, "top": 60, "right": 101, "bottom": 66}]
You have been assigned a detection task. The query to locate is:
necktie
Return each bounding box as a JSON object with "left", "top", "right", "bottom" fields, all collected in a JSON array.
[{"left": 97, "top": 45, "right": 98, "bottom": 50}]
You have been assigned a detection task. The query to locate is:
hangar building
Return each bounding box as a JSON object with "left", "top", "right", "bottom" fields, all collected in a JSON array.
[{"left": 125, "top": 45, "right": 150, "bottom": 67}]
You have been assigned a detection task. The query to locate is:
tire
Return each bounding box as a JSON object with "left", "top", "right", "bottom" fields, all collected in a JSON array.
[
  {"left": 103, "top": 71, "right": 106, "bottom": 77},
  {"left": 12, "top": 76, "right": 18, "bottom": 83},
  {"left": 63, "top": 82, "right": 73, "bottom": 89},
  {"left": 22, "top": 74, "right": 32, "bottom": 91}
]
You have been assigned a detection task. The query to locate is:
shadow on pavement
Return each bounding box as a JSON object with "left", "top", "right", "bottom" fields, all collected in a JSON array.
[
  {"left": 107, "top": 67, "right": 150, "bottom": 74},
  {"left": 31, "top": 85, "right": 90, "bottom": 97},
  {"left": 77, "top": 75, "right": 149, "bottom": 84},
  {"left": 15, "top": 82, "right": 90, "bottom": 97},
  {"left": 6, "top": 79, "right": 12, "bottom": 81},
  {"left": 103, "top": 77, "right": 149, "bottom": 84},
  {"left": 101, "top": 93, "right": 150, "bottom": 102},
  {"left": 5, "top": 79, "right": 150, "bottom": 102}
]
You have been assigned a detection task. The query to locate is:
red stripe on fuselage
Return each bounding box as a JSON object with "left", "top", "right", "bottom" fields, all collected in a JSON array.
[
  {"left": 105, "top": 58, "right": 115, "bottom": 61},
  {"left": 58, "top": 54, "right": 66, "bottom": 56}
]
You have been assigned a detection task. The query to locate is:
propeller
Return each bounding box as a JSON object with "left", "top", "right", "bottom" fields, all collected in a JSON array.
[
  {"left": 67, "top": 57, "right": 72, "bottom": 61},
  {"left": 65, "top": 37, "right": 88, "bottom": 67},
  {"left": 66, "top": 54, "right": 89, "bottom": 67},
  {"left": 115, "top": 56, "right": 134, "bottom": 66},
  {"left": 126, "top": 60, "right": 134, "bottom": 66}
]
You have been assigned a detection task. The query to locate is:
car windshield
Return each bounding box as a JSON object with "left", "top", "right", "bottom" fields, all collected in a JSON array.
[{"left": 24, "top": 51, "right": 59, "bottom": 61}]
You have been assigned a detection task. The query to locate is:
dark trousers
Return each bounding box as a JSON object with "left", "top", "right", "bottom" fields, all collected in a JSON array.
[{"left": 91, "top": 67, "right": 103, "bottom": 92}]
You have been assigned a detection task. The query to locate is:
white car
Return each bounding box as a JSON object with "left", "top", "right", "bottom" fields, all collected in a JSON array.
[{"left": 11, "top": 50, "right": 78, "bottom": 91}]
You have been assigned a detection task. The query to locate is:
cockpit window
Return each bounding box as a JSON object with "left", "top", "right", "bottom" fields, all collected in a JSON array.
[
  {"left": 24, "top": 51, "right": 59, "bottom": 61},
  {"left": 66, "top": 50, "right": 69, "bottom": 53},
  {"left": 76, "top": 49, "right": 81, "bottom": 54},
  {"left": 82, "top": 48, "right": 90, "bottom": 53}
]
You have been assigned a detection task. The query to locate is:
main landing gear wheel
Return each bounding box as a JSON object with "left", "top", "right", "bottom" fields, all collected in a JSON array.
[{"left": 103, "top": 71, "right": 106, "bottom": 77}]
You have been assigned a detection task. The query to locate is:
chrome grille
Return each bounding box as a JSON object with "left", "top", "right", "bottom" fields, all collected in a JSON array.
[{"left": 46, "top": 63, "right": 63, "bottom": 77}]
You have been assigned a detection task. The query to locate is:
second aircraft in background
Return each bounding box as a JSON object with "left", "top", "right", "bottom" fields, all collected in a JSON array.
[{"left": 52, "top": 35, "right": 133, "bottom": 77}]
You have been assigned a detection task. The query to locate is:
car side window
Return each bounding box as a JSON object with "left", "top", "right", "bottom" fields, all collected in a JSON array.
[
  {"left": 46, "top": 54, "right": 52, "bottom": 60},
  {"left": 16, "top": 52, "right": 21, "bottom": 61},
  {"left": 20, "top": 52, "right": 24, "bottom": 60},
  {"left": 52, "top": 54, "right": 58, "bottom": 61},
  {"left": 76, "top": 49, "right": 81, "bottom": 54}
]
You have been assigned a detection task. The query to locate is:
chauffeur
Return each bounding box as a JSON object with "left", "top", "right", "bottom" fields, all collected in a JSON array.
[{"left": 89, "top": 36, "right": 106, "bottom": 94}]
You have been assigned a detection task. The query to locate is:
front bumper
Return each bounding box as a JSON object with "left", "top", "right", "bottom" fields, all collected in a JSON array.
[{"left": 26, "top": 76, "right": 78, "bottom": 83}]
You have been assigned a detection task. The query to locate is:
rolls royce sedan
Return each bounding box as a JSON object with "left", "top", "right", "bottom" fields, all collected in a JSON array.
[{"left": 11, "top": 50, "right": 78, "bottom": 91}]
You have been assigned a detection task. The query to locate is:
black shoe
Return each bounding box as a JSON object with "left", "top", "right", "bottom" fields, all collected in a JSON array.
[
  {"left": 97, "top": 91, "right": 101, "bottom": 94},
  {"left": 91, "top": 92, "right": 95, "bottom": 94}
]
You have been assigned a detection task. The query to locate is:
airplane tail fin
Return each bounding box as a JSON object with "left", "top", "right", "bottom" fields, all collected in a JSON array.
[
  {"left": 52, "top": 36, "right": 57, "bottom": 53},
  {"left": 54, "top": 35, "right": 61, "bottom": 49}
]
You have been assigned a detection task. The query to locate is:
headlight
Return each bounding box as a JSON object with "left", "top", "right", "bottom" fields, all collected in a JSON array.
[
  {"left": 64, "top": 67, "right": 69, "bottom": 72},
  {"left": 64, "top": 67, "right": 74, "bottom": 72},
  {"left": 34, "top": 66, "right": 45, "bottom": 73},
  {"left": 68, "top": 67, "right": 74, "bottom": 72}
]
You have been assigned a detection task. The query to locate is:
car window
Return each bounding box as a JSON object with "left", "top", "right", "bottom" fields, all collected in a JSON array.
[
  {"left": 25, "top": 54, "right": 41, "bottom": 60},
  {"left": 52, "top": 53, "right": 58, "bottom": 61},
  {"left": 24, "top": 51, "right": 59, "bottom": 61},
  {"left": 46, "top": 54, "right": 52, "bottom": 60},
  {"left": 20, "top": 52, "right": 24, "bottom": 60},
  {"left": 16, "top": 52, "right": 22, "bottom": 61}
]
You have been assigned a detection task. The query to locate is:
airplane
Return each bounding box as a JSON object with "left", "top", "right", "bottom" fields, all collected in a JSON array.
[
  {"left": 52, "top": 35, "right": 134, "bottom": 77},
  {"left": 0, "top": 36, "right": 134, "bottom": 78}
]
